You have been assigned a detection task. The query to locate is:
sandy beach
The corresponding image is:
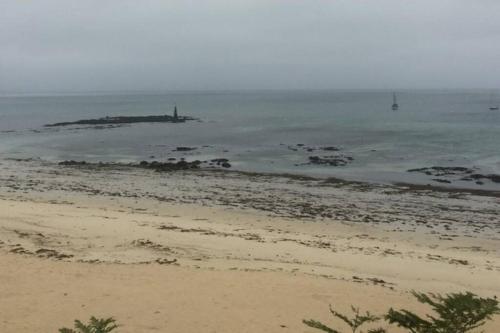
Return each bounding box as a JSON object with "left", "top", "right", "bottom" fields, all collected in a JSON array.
[{"left": 1, "top": 159, "right": 499, "bottom": 332}]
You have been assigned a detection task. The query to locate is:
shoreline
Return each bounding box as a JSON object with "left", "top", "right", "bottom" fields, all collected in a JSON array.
[{"left": 8, "top": 157, "right": 500, "bottom": 197}]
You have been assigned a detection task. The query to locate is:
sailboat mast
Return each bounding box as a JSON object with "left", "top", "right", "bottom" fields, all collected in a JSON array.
[
  {"left": 391, "top": 92, "right": 399, "bottom": 110},
  {"left": 489, "top": 90, "right": 499, "bottom": 110}
]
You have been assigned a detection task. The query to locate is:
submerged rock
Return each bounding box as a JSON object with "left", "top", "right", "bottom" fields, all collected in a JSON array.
[
  {"left": 288, "top": 144, "right": 341, "bottom": 153},
  {"left": 408, "top": 166, "right": 500, "bottom": 185},
  {"left": 307, "top": 155, "right": 353, "bottom": 167},
  {"left": 174, "top": 147, "right": 197, "bottom": 152},
  {"left": 211, "top": 158, "right": 229, "bottom": 165},
  {"left": 433, "top": 178, "right": 452, "bottom": 184},
  {"left": 58, "top": 160, "right": 87, "bottom": 166},
  {"left": 408, "top": 166, "right": 474, "bottom": 176},
  {"left": 321, "top": 146, "right": 339, "bottom": 151}
]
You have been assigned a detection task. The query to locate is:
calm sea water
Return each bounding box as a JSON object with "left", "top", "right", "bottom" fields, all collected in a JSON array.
[{"left": 1, "top": 90, "right": 499, "bottom": 188}]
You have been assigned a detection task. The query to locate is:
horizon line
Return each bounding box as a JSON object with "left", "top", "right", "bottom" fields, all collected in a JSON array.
[{"left": 1, "top": 87, "right": 499, "bottom": 98}]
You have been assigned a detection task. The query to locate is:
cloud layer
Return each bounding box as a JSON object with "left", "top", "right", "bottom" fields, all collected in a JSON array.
[{"left": 1, "top": 0, "right": 500, "bottom": 92}]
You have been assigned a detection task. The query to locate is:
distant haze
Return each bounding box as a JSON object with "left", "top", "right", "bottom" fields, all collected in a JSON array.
[{"left": 1, "top": 0, "right": 500, "bottom": 93}]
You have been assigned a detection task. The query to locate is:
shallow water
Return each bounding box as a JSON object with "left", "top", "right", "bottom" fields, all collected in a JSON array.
[{"left": 1, "top": 90, "right": 499, "bottom": 189}]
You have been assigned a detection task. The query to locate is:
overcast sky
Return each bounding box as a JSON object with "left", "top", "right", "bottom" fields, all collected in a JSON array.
[{"left": 1, "top": 0, "right": 500, "bottom": 93}]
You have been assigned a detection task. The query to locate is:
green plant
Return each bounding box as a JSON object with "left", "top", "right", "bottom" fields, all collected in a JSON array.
[
  {"left": 58, "top": 316, "right": 118, "bottom": 333},
  {"left": 386, "top": 291, "right": 500, "bottom": 333},
  {"left": 303, "top": 305, "right": 386, "bottom": 333}
]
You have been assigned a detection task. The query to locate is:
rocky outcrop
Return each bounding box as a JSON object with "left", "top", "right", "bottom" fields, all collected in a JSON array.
[
  {"left": 407, "top": 166, "right": 500, "bottom": 185},
  {"left": 58, "top": 160, "right": 87, "bottom": 166},
  {"left": 174, "top": 147, "right": 197, "bottom": 152},
  {"left": 408, "top": 166, "right": 474, "bottom": 176},
  {"left": 210, "top": 158, "right": 231, "bottom": 168},
  {"left": 286, "top": 144, "right": 341, "bottom": 153},
  {"left": 58, "top": 157, "right": 232, "bottom": 172},
  {"left": 307, "top": 155, "right": 353, "bottom": 167}
]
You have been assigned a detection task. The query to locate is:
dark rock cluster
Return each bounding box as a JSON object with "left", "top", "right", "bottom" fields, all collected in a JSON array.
[
  {"left": 174, "top": 147, "right": 197, "bottom": 152},
  {"left": 58, "top": 157, "right": 232, "bottom": 172},
  {"left": 407, "top": 166, "right": 500, "bottom": 185},
  {"left": 408, "top": 166, "right": 474, "bottom": 176},
  {"left": 139, "top": 160, "right": 202, "bottom": 171},
  {"left": 58, "top": 160, "right": 87, "bottom": 166},
  {"left": 282, "top": 143, "right": 352, "bottom": 167},
  {"left": 285, "top": 143, "right": 340, "bottom": 153},
  {"left": 307, "top": 155, "right": 354, "bottom": 167},
  {"left": 210, "top": 158, "right": 231, "bottom": 168}
]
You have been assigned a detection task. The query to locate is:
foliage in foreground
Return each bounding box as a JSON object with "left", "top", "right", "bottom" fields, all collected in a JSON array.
[
  {"left": 58, "top": 316, "right": 118, "bottom": 333},
  {"left": 386, "top": 291, "right": 500, "bottom": 333},
  {"left": 303, "top": 305, "right": 386, "bottom": 333},
  {"left": 304, "top": 291, "right": 499, "bottom": 333}
]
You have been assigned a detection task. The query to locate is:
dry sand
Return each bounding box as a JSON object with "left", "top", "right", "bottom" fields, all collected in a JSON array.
[
  {"left": 0, "top": 159, "right": 499, "bottom": 332},
  {"left": 0, "top": 253, "right": 442, "bottom": 333}
]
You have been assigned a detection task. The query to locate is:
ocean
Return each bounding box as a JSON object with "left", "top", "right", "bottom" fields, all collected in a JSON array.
[{"left": 1, "top": 90, "right": 499, "bottom": 189}]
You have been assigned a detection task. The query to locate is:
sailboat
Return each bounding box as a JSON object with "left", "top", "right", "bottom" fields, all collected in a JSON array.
[
  {"left": 489, "top": 91, "right": 499, "bottom": 110},
  {"left": 391, "top": 92, "right": 399, "bottom": 111}
]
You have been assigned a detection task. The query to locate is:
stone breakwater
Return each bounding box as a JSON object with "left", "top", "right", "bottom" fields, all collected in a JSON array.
[{"left": 45, "top": 114, "right": 198, "bottom": 127}]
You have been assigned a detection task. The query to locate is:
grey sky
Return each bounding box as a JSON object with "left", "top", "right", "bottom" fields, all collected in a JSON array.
[{"left": 1, "top": 0, "right": 500, "bottom": 92}]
